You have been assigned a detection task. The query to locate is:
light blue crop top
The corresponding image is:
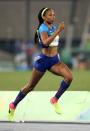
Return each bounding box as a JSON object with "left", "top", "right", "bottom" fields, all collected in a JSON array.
[{"left": 38, "top": 22, "right": 59, "bottom": 48}]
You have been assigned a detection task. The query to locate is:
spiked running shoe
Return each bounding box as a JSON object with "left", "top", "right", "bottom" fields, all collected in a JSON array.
[
  {"left": 8, "top": 102, "right": 15, "bottom": 121},
  {"left": 50, "top": 97, "right": 62, "bottom": 114}
]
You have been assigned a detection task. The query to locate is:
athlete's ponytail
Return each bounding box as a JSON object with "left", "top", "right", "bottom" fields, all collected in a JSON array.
[{"left": 34, "top": 7, "right": 50, "bottom": 44}]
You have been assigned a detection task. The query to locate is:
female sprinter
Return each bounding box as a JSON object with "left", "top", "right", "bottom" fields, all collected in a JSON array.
[{"left": 9, "top": 7, "right": 73, "bottom": 115}]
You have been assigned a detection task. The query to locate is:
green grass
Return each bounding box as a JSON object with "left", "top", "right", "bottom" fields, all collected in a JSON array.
[{"left": 0, "top": 70, "right": 90, "bottom": 91}]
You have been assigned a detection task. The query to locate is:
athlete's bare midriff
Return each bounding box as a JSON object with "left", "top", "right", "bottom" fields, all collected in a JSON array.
[{"left": 41, "top": 46, "right": 58, "bottom": 57}]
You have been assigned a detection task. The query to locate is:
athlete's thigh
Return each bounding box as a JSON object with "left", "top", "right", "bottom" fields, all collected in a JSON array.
[
  {"left": 49, "top": 62, "right": 72, "bottom": 78},
  {"left": 29, "top": 68, "right": 45, "bottom": 86}
]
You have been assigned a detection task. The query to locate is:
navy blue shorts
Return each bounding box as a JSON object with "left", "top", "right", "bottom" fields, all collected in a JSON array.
[{"left": 33, "top": 53, "right": 60, "bottom": 72}]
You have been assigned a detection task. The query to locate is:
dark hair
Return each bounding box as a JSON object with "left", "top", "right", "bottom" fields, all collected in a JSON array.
[{"left": 34, "top": 7, "right": 51, "bottom": 44}]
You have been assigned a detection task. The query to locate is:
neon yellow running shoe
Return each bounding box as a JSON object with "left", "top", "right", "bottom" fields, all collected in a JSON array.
[
  {"left": 50, "top": 97, "right": 62, "bottom": 114},
  {"left": 8, "top": 102, "right": 15, "bottom": 121}
]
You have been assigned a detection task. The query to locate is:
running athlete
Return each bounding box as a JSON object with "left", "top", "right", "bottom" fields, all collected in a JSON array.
[{"left": 9, "top": 7, "right": 73, "bottom": 116}]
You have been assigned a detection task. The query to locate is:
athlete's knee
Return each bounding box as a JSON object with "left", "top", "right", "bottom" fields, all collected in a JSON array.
[
  {"left": 66, "top": 73, "right": 73, "bottom": 83},
  {"left": 28, "top": 82, "right": 36, "bottom": 92},
  {"left": 22, "top": 82, "right": 35, "bottom": 94}
]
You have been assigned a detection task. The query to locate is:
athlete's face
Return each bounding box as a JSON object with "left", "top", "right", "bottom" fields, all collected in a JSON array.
[{"left": 43, "top": 9, "right": 55, "bottom": 24}]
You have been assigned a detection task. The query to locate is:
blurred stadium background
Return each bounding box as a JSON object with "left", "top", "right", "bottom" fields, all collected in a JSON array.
[{"left": 0, "top": 0, "right": 90, "bottom": 90}]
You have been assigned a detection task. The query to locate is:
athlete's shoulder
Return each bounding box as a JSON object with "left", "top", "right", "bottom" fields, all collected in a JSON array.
[
  {"left": 39, "top": 23, "right": 48, "bottom": 33},
  {"left": 40, "top": 23, "right": 48, "bottom": 29}
]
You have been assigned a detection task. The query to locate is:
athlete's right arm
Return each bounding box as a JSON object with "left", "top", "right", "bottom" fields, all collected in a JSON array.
[{"left": 40, "top": 22, "right": 65, "bottom": 46}]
